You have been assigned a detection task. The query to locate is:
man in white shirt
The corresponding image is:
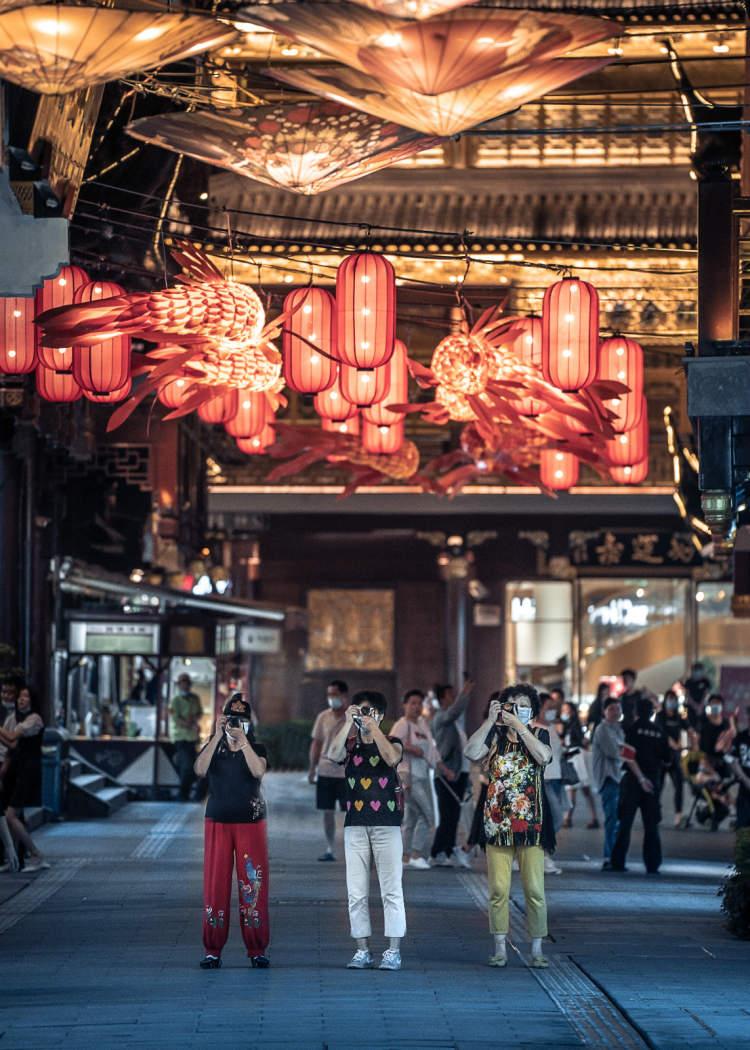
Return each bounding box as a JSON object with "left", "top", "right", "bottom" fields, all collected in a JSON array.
[
  {"left": 592, "top": 697, "right": 625, "bottom": 870},
  {"left": 309, "top": 680, "right": 349, "bottom": 861}
]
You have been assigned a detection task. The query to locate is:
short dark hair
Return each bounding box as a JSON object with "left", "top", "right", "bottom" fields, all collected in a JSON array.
[
  {"left": 329, "top": 679, "right": 348, "bottom": 694},
  {"left": 707, "top": 693, "right": 723, "bottom": 706},
  {"left": 551, "top": 687, "right": 565, "bottom": 699},
  {"left": 499, "top": 682, "right": 541, "bottom": 717},
  {"left": 435, "top": 684, "right": 452, "bottom": 701},
  {"left": 16, "top": 685, "right": 40, "bottom": 715},
  {"left": 636, "top": 696, "right": 653, "bottom": 720},
  {"left": 621, "top": 668, "right": 637, "bottom": 680},
  {"left": 603, "top": 696, "right": 621, "bottom": 711},
  {"left": 1, "top": 675, "right": 24, "bottom": 694},
  {"left": 352, "top": 689, "right": 387, "bottom": 716},
  {"left": 403, "top": 688, "right": 424, "bottom": 704}
]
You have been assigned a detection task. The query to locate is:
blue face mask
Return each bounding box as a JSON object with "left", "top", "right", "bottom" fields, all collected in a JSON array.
[{"left": 515, "top": 706, "right": 533, "bottom": 726}]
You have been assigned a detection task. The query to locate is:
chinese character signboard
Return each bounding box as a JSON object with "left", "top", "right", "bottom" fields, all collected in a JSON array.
[{"left": 569, "top": 529, "right": 701, "bottom": 569}]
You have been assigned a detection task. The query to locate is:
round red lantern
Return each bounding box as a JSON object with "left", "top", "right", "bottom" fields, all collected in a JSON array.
[
  {"left": 322, "top": 415, "right": 360, "bottom": 436},
  {"left": 35, "top": 264, "right": 89, "bottom": 368},
  {"left": 335, "top": 252, "right": 396, "bottom": 369},
  {"left": 542, "top": 277, "right": 599, "bottom": 391},
  {"left": 605, "top": 398, "right": 648, "bottom": 466},
  {"left": 237, "top": 424, "right": 275, "bottom": 454},
  {"left": 340, "top": 362, "right": 390, "bottom": 407},
  {"left": 540, "top": 448, "right": 579, "bottom": 490},
  {"left": 314, "top": 367, "right": 357, "bottom": 421},
  {"left": 597, "top": 336, "right": 644, "bottom": 433},
  {"left": 282, "top": 287, "right": 337, "bottom": 394},
  {"left": 225, "top": 390, "right": 269, "bottom": 438},
  {"left": 362, "top": 419, "right": 404, "bottom": 454},
  {"left": 507, "top": 316, "right": 544, "bottom": 416},
  {"left": 0, "top": 297, "right": 36, "bottom": 374},
  {"left": 611, "top": 457, "right": 649, "bottom": 485},
  {"left": 157, "top": 376, "right": 192, "bottom": 409},
  {"left": 363, "top": 339, "right": 408, "bottom": 426},
  {"left": 198, "top": 389, "right": 239, "bottom": 424},
  {"left": 84, "top": 379, "right": 132, "bottom": 404},
  {"left": 72, "top": 281, "right": 131, "bottom": 393},
  {"left": 35, "top": 364, "right": 82, "bottom": 402}
]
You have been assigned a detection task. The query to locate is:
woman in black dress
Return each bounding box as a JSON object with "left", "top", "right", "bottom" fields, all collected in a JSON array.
[{"left": 0, "top": 686, "right": 48, "bottom": 871}]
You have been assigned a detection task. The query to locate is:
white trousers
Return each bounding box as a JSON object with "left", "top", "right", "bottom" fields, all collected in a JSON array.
[
  {"left": 402, "top": 776, "right": 434, "bottom": 857},
  {"left": 344, "top": 825, "right": 407, "bottom": 940}
]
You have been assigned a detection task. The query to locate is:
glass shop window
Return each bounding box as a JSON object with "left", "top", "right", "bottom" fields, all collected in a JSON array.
[
  {"left": 696, "top": 583, "right": 750, "bottom": 711},
  {"left": 504, "top": 581, "right": 573, "bottom": 694}
]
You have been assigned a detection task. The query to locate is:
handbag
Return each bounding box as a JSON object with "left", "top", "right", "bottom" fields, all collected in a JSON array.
[{"left": 560, "top": 754, "right": 580, "bottom": 786}]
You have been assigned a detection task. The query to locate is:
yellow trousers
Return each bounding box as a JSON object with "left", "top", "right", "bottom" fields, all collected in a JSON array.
[{"left": 486, "top": 844, "right": 547, "bottom": 938}]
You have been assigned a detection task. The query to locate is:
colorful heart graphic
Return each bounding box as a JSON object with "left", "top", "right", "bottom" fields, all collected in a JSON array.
[
  {"left": 352, "top": 755, "right": 363, "bottom": 766},
  {"left": 348, "top": 778, "right": 356, "bottom": 789},
  {"left": 378, "top": 777, "right": 388, "bottom": 789},
  {"left": 369, "top": 756, "right": 380, "bottom": 767},
  {"left": 387, "top": 800, "right": 396, "bottom": 811},
  {"left": 354, "top": 800, "right": 364, "bottom": 811},
  {"left": 360, "top": 778, "right": 372, "bottom": 790},
  {"left": 370, "top": 800, "right": 381, "bottom": 812}
]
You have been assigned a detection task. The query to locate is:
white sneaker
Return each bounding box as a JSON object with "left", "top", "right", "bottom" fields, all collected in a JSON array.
[
  {"left": 452, "top": 849, "right": 473, "bottom": 870},
  {"left": 543, "top": 856, "right": 562, "bottom": 875},
  {"left": 512, "top": 858, "right": 520, "bottom": 872},
  {"left": 23, "top": 858, "right": 51, "bottom": 873},
  {"left": 379, "top": 949, "right": 401, "bottom": 970},
  {"left": 431, "top": 852, "right": 451, "bottom": 867},
  {"left": 408, "top": 857, "right": 430, "bottom": 870},
  {"left": 347, "top": 949, "right": 374, "bottom": 969}
]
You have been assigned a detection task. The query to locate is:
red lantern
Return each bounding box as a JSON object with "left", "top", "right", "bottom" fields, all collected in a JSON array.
[
  {"left": 540, "top": 448, "right": 579, "bottom": 490},
  {"left": 314, "top": 367, "right": 357, "bottom": 421},
  {"left": 157, "top": 377, "right": 192, "bottom": 409},
  {"left": 506, "top": 316, "right": 544, "bottom": 416},
  {"left": 362, "top": 419, "right": 404, "bottom": 454},
  {"left": 606, "top": 398, "right": 648, "bottom": 466},
  {"left": 611, "top": 457, "right": 649, "bottom": 485},
  {"left": 340, "top": 362, "right": 390, "bottom": 407},
  {"left": 225, "top": 391, "right": 269, "bottom": 438},
  {"left": 0, "top": 297, "right": 36, "bottom": 374},
  {"left": 237, "top": 424, "right": 276, "bottom": 454},
  {"left": 597, "top": 336, "right": 644, "bottom": 433},
  {"left": 363, "top": 339, "right": 408, "bottom": 426},
  {"left": 335, "top": 253, "right": 396, "bottom": 369},
  {"left": 542, "top": 277, "right": 599, "bottom": 391},
  {"left": 84, "top": 379, "right": 132, "bottom": 404},
  {"left": 197, "top": 389, "right": 239, "bottom": 424},
  {"left": 322, "top": 415, "right": 360, "bottom": 436},
  {"left": 35, "top": 264, "right": 89, "bottom": 368},
  {"left": 35, "top": 364, "right": 82, "bottom": 402},
  {"left": 72, "top": 282, "right": 131, "bottom": 393},
  {"left": 282, "top": 287, "right": 337, "bottom": 394}
]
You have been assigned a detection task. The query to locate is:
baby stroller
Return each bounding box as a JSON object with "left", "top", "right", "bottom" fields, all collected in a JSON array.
[{"left": 681, "top": 750, "right": 734, "bottom": 830}]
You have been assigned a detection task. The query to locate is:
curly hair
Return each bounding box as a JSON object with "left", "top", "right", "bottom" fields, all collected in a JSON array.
[{"left": 498, "top": 682, "right": 541, "bottom": 717}]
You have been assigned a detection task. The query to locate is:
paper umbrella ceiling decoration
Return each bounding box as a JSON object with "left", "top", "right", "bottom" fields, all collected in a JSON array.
[
  {"left": 127, "top": 101, "right": 440, "bottom": 195},
  {"left": 347, "top": 0, "right": 477, "bottom": 21},
  {"left": 28, "top": 245, "right": 651, "bottom": 497},
  {"left": 0, "top": 5, "right": 236, "bottom": 94},
  {"left": 239, "top": 1, "right": 614, "bottom": 96}
]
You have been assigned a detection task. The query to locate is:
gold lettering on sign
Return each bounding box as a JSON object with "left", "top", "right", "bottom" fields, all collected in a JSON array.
[
  {"left": 306, "top": 589, "right": 394, "bottom": 671},
  {"left": 667, "top": 535, "right": 695, "bottom": 564},
  {"left": 631, "top": 533, "right": 664, "bottom": 565},
  {"left": 595, "top": 532, "right": 624, "bottom": 566}
]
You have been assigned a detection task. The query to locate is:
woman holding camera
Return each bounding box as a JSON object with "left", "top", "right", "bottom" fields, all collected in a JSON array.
[
  {"left": 194, "top": 694, "right": 270, "bottom": 970},
  {"left": 465, "top": 684, "right": 552, "bottom": 969}
]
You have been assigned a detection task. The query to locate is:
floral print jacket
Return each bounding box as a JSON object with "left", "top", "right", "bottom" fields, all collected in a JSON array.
[{"left": 483, "top": 728, "right": 550, "bottom": 848}]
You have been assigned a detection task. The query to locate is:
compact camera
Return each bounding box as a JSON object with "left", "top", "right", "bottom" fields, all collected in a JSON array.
[{"left": 226, "top": 715, "right": 244, "bottom": 728}]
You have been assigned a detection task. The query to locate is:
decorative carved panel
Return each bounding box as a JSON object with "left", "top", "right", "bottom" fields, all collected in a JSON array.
[{"left": 306, "top": 588, "right": 394, "bottom": 670}]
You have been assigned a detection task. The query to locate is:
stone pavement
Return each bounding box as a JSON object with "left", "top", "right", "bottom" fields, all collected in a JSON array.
[{"left": 0, "top": 772, "right": 748, "bottom": 1050}]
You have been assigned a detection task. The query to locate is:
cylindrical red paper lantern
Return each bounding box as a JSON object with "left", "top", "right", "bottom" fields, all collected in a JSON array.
[
  {"left": 225, "top": 390, "right": 269, "bottom": 438},
  {"left": 157, "top": 377, "right": 192, "bottom": 409},
  {"left": 237, "top": 424, "right": 275, "bottom": 454},
  {"left": 507, "top": 316, "right": 544, "bottom": 416},
  {"left": 611, "top": 457, "right": 649, "bottom": 484},
  {"left": 282, "top": 287, "right": 337, "bottom": 394},
  {"left": 35, "top": 264, "right": 89, "bottom": 368},
  {"left": 540, "top": 448, "right": 579, "bottom": 490},
  {"left": 606, "top": 398, "right": 648, "bottom": 466},
  {"left": 0, "top": 297, "right": 36, "bottom": 374},
  {"left": 84, "top": 379, "right": 132, "bottom": 404},
  {"left": 597, "top": 335, "right": 644, "bottom": 433},
  {"left": 198, "top": 389, "right": 239, "bottom": 424},
  {"left": 362, "top": 419, "right": 404, "bottom": 454},
  {"left": 335, "top": 252, "right": 396, "bottom": 369},
  {"left": 363, "top": 339, "right": 408, "bottom": 426},
  {"left": 36, "top": 364, "right": 82, "bottom": 402},
  {"left": 542, "top": 277, "right": 599, "bottom": 391},
  {"left": 340, "top": 362, "right": 390, "bottom": 407},
  {"left": 314, "top": 367, "right": 357, "bottom": 421},
  {"left": 72, "top": 281, "right": 131, "bottom": 393},
  {"left": 322, "top": 415, "right": 360, "bottom": 436}
]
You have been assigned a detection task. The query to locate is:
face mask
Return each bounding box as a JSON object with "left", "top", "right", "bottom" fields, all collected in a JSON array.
[
  {"left": 545, "top": 709, "right": 557, "bottom": 723},
  {"left": 328, "top": 696, "right": 343, "bottom": 711},
  {"left": 515, "top": 706, "right": 533, "bottom": 726},
  {"left": 179, "top": 687, "right": 190, "bottom": 696},
  {"left": 665, "top": 701, "right": 677, "bottom": 712},
  {"left": 708, "top": 705, "right": 722, "bottom": 717},
  {"left": 560, "top": 712, "right": 570, "bottom": 723}
]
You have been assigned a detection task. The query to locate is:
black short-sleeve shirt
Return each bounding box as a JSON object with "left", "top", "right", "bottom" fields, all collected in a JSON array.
[
  {"left": 624, "top": 718, "right": 671, "bottom": 782},
  {"left": 205, "top": 740, "right": 268, "bottom": 824},
  {"left": 343, "top": 734, "right": 403, "bottom": 828}
]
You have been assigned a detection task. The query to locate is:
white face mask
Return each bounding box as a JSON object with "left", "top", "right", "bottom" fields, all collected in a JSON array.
[
  {"left": 328, "top": 696, "right": 343, "bottom": 711},
  {"left": 560, "top": 712, "right": 571, "bottom": 723},
  {"left": 515, "top": 706, "right": 533, "bottom": 726},
  {"left": 545, "top": 709, "right": 557, "bottom": 723}
]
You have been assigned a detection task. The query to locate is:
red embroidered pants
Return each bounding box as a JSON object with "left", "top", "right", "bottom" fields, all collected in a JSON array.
[{"left": 203, "top": 819, "right": 270, "bottom": 957}]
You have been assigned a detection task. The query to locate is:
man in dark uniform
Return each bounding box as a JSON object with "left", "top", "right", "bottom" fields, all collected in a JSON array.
[
  {"left": 610, "top": 696, "right": 671, "bottom": 875},
  {"left": 618, "top": 669, "right": 642, "bottom": 729}
]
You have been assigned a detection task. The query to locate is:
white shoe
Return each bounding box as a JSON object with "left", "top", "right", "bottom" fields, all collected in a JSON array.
[
  {"left": 408, "top": 857, "right": 430, "bottom": 870},
  {"left": 512, "top": 858, "right": 520, "bottom": 872},
  {"left": 379, "top": 949, "right": 401, "bottom": 970},
  {"left": 23, "top": 858, "right": 51, "bottom": 873},
  {"left": 431, "top": 852, "right": 451, "bottom": 867},
  {"left": 452, "top": 849, "right": 473, "bottom": 870},
  {"left": 347, "top": 950, "right": 374, "bottom": 969},
  {"left": 543, "top": 857, "right": 562, "bottom": 875}
]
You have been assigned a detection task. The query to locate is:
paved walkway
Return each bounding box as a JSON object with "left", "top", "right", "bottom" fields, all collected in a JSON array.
[{"left": 0, "top": 773, "right": 748, "bottom": 1049}]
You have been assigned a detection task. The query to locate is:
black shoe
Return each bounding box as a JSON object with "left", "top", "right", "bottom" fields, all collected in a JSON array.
[
  {"left": 601, "top": 861, "right": 612, "bottom": 871},
  {"left": 251, "top": 955, "right": 270, "bottom": 969},
  {"left": 318, "top": 851, "right": 335, "bottom": 862},
  {"left": 646, "top": 869, "right": 661, "bottom": 876},
  {"left": 200, "top": 955, "right": 222, "bottom": 969},
  {"left": 608, "top": 864, "right": 628, "bottom": 872}
]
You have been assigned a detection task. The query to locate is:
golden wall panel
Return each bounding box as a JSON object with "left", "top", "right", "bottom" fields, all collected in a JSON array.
[{"left": 306, "top": 588, "right": 395, "bottom": 670}]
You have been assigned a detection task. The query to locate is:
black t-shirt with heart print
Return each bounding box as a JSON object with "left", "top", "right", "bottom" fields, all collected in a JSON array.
[{"left": 343, "top": 733, "right": 403, "bottom": 827}]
